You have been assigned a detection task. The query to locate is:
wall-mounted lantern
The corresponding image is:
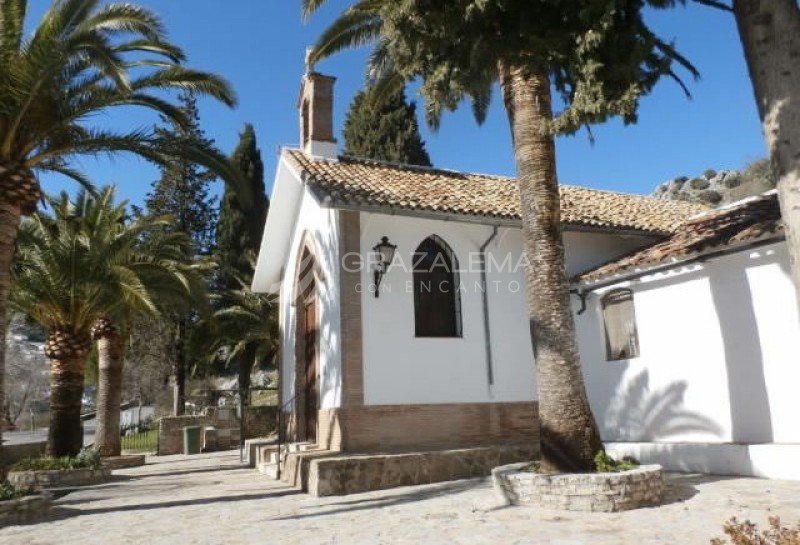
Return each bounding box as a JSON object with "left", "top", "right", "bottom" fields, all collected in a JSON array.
[{"left": 372, "top": 236, "right": 397, "bottom": 298}]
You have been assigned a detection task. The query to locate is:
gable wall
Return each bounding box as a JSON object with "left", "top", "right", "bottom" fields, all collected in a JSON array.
[{"left": 575, "top": 240, "right": 800, "bottom": 445}]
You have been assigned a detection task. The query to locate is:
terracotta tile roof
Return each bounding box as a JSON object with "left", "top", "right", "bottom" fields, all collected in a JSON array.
[
  {"left": 577, "top": 191, "right": 783, "bottom": 283},
  {"left": 285, "top": 149, "right": 708, "bottom": 235}
]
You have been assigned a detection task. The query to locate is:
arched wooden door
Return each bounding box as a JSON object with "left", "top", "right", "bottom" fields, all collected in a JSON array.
[
  {"left": 302, "top": 294, "right": 318, "bottom": 443},
  {"left": 294, "top": 243, "right": 319, "bottom": 445}
]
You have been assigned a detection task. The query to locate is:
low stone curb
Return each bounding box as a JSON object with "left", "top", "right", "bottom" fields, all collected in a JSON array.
[
  {"left": 102, "top": 454, "right": 146, "bottom": 470},
  {"left": 492, "top": 462, "right": 664, "bottom": 512},
  {"left": 7, "top": 467, "right": 112, "bottom": 491},
  {"left": 0, "top": 493, "right": 51, "bottom": 527}
]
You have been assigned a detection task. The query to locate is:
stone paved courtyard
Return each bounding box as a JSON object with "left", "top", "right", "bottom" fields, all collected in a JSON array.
[{"left": 2, "top": 450, "right": 800, "bottom": 545}]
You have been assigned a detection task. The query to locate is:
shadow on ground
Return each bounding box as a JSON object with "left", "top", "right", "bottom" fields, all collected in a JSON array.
[
  {"left": 50, "top": 488, "right": 303, "bottom": 519},
  {"left": 270, "top": 479, "right": 486, "bottom": 521}
]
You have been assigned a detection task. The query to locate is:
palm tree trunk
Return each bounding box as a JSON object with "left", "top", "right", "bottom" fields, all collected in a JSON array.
[
  {"left": 94, "top": 325, "right": 125, "bottom": 457},
  {"left": 173, "top": 318, "right": 187, "bottom": 416},
  {"left": 46, "top": 338, "right": 89, "bottom": 457},
  {"left": 733, "top": 0, "right": 800, "bottom": 292},
  {"left": 0, "top": 202, "right": 21, "bottom": 464},
  {"left": 501, "top": 63, "right": 603, "bottom": 472},
  {"left": 238, "top": 344, "right": 257, "bottom": 394}
]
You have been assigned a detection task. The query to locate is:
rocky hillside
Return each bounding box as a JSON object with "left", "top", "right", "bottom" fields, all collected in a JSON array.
[{"left": 651, "top": 159, "right": 775, "bottom": 206}]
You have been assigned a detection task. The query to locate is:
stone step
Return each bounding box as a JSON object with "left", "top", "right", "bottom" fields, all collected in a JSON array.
[
  {"left": 257, "top": 462, "right": 280, "bottom": 479},
  {"left": 285, "top": 442, "right": 310, "bottom": 453},
  {"left": 267, "top": 450, "right": 287, "bottom": 465}
]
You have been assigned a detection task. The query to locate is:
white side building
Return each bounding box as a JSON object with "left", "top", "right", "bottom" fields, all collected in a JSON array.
[{"left": 573, "top": 191, "right": 800, "bottom": 479}]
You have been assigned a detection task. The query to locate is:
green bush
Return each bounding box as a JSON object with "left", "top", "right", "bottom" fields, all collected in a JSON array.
[
  {"left": 520, "top": 461, "right": 541, "bottom": 473},
  {"left": 12, "top": 448, "right": 102, "bottom": 472},
  {"left": 0, "top": 482, "right": 22, "bottom": 501},
  {"left": 712, "top": 517, "right": 800, "bottom": 545},
  {"left": 594, "top": 451, "right": 639, "bottom": 473}
]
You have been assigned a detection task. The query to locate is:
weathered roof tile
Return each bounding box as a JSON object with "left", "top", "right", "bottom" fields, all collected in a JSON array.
[
  {"left": 577, "top": 191, "right": 783, "bottom": 283},
  {"left": 285, "top": 149, "right": 708, "bottom": 235}
]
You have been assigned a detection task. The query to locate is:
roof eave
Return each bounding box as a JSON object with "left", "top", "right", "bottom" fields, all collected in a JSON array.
[
  {"left": 314, "top": 196, "right": 670, "bottom": 237},
  {"left": 573, "top": 233, "right": 786, "bottom": 291}
]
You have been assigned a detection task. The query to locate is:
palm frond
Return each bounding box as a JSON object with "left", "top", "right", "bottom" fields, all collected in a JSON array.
[{"left": 309, "top": 2, "right": 381, "bottom": 67}]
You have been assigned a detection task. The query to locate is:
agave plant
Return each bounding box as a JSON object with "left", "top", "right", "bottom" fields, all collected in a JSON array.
[{"left": 0, "top": 0, "right": 240, "bottom": 447}]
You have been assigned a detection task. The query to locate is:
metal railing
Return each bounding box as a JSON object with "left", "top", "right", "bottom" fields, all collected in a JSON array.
[
  {"left": 121, "top": 428, "right": 158, "bottom": 453},
  {"left": 275, "top": 394, "right": 297, "bottom": 480}
]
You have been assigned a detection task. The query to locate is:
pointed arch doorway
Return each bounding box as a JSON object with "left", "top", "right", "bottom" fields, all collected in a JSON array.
[{"left": 294, "top": 243, "right": 319, "bottom": 444}]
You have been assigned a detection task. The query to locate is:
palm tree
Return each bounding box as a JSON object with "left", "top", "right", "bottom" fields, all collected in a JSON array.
[
  {"left": 0, "top": 0, "right": 240, "bottom": 448},
  {"left": 65, "top": 187, "right": 206, "bottom": 456},
  {"left": 731, "top": 0, "right": 800, "bottom": 294},
  {"left": 11, "top": 189, "right": 205, "bottom": 456},
  {"left": 12, "top": 195, "right": 115, "bottom": 456},
  {"left": 203, "top": 262, "right": 278, "bottom": 396},
  {"left": 303, "top": 0, "right": 697, "bottom": 470}
]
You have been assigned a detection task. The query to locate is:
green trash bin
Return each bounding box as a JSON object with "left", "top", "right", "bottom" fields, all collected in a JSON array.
[{"left": 182, "top": 425, "right": 202, "bottom": 455}]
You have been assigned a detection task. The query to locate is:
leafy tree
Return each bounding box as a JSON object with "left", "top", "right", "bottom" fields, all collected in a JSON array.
[
  {"left": 144, "top": 92, "right": 219, "bottom": 256},
  {"left": 304, "top": 0, "right": 696, "bottom": 470},
  {"left": 4, "top": 315, "right": 48, "bottom": 429},
  {"left": 0, "top": 0, "right": 237, "bottom": 449},
  {"left": 343, "top": 86, "right": 431, "bottom": 166},
  {"left": 141, "top": 91, "right": 220, "bottom": 415}
]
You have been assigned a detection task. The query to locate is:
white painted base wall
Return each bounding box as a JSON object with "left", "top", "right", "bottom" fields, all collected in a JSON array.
[{"left": 606, "top": 442, "right": 800, "bottom": 481}]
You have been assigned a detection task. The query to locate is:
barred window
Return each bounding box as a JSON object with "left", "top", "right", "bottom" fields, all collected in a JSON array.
[{"left": 601, "top": 288, "right": 640, "bottom": 361}]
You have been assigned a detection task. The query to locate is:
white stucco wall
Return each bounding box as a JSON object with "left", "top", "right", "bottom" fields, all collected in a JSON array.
[
  {"left": 563, "top": 230, "right": 660, "bottom": 277},
  {"left": 359, "top": 213, "right": 655, "bottom": 406},
  {"left": 278, "top": 188, "right": 342, "bottom": 410},
  {"left": 575, "top": 240, "right": 800, "bottom": 446}
]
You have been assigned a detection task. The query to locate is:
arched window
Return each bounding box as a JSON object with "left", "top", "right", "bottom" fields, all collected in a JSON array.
[
  {"left": 601, "top": 288, "right": 640, "bottom": 361},
  {"left": 413, "top": 235, "right": 462, "bottom": 337}
]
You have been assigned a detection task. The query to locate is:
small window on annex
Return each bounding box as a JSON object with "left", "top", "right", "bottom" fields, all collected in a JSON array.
[
  {"left": 412, "top": 235, "right": 462, "bottom": 338},
  {"left": 600, "top": 288, "right": 640, "bottom": 361}
]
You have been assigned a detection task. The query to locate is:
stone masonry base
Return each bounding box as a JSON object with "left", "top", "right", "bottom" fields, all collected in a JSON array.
[
  {"left": 308, "top": 445, "right": 538, "bottom": 497},
  {"left": 7, "top": 468, "right": 111, "bottom": 491},
  {"left": 492, "top": 462, "right": 665, "bottom": 512}
]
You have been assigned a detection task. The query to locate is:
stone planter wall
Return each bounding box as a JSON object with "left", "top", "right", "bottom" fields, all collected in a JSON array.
[
  {"left": 0, "top": 441, "right": 47, "bottom": 480},
  {"left": 7, "top": 467, "right": 111, "bottom": 491},
  {"left": 157, "top": 415, "right": 207, "bottom": 455},
  {"left": 309, "top": 445, "right": 538, "bottom": 497},
  {"left": 102, "top": 454, "right": 146, "bottom": 470},
  {"left": 0, "top": 493, "right": 51, "bottom": 527},
  {"left": 158, "top": 406, "right": 275, "bottom": 455},
  {"left": 492, "top": 463, "right": 664, "bottom": 512}
]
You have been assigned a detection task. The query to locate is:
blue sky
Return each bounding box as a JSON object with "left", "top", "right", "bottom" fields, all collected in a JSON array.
[{"left": 29, "top": 1, "right": 766, "bottom": 206}]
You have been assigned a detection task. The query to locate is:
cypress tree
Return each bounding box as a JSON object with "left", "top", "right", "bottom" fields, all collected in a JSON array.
[
  {"left": 343, "top": 87, "right": 432, "bottom": 167},
  {"left": 217, "top": 124, "right": 269, "bottom": 289},
  {"left": 214, "top": 124, "right": 270, "bottom": 392}
]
